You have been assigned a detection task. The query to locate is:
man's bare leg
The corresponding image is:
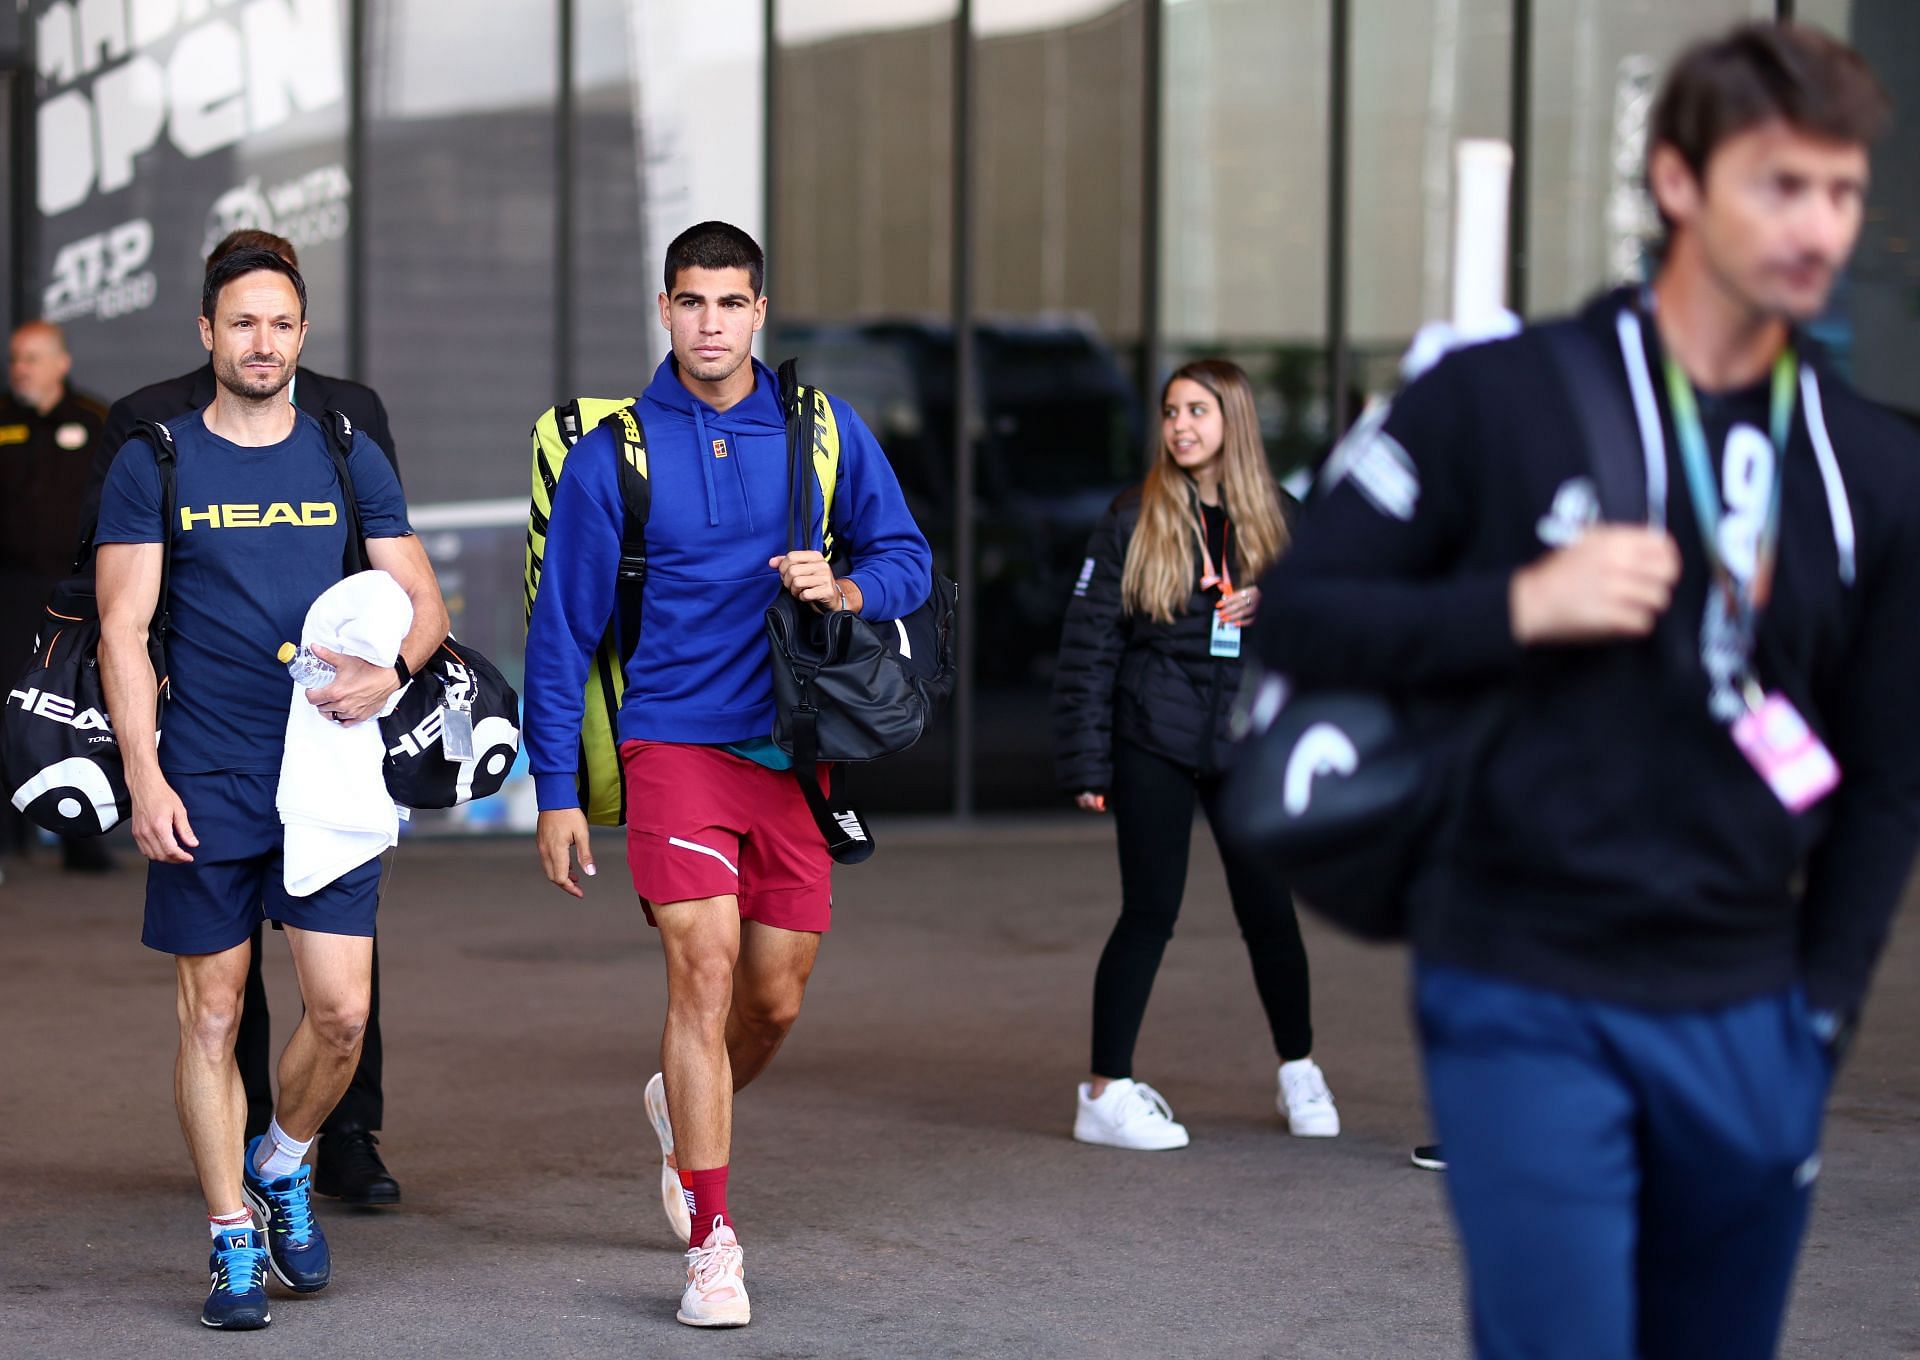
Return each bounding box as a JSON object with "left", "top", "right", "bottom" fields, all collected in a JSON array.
[
  {"left": 273, "top": 926, "right": 374, "bottom": 1142},
  {"left": 175, "top": 943, "right": 254, "bottom": 1217},
  {"left": 654, "top": 896, "right": 743, "bottom": 1171},
  {"left": 726, "top": 921, "right": 820, "bottom": 1093}
]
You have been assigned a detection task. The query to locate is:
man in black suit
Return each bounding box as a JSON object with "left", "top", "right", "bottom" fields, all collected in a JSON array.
[{"left": 84, "top": 229, "right": 403, "bottom": 1207}]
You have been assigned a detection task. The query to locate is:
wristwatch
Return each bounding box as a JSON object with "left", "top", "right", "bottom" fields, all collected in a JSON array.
[{"left": 393, "top": 653, "right": 412, "bottom": 687}]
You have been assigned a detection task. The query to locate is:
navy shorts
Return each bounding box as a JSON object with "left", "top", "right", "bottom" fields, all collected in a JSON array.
[{"left": 142, "top": 771, "right": 384, "bottom": 956}]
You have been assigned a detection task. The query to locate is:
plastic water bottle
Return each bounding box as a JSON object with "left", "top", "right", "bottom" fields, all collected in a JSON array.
[{"left": 278, "top": 642, "right": 335, "bottom": 689}]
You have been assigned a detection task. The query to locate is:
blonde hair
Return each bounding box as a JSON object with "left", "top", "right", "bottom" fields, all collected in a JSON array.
[{"left": 1120, "top": 359, "right": 1289, "bottom": 624}]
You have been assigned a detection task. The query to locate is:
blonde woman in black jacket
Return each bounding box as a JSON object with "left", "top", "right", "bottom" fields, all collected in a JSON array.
[{"left": 1052, "top": 358, "right": 1333, "bottom": 1149}]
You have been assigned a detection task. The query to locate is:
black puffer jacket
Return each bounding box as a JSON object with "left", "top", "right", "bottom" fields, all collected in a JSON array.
[{"left": 1052, "top": 486, "right": 1294, "bottom": 792}]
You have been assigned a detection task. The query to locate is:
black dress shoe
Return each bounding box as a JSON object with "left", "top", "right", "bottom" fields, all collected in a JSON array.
[{"left": 314, "top": 1129, "right": 402, "bottom": 1206}]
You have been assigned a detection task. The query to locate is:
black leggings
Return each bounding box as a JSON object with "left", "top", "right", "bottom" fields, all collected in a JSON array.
[{"left": 1091, "top": 738, "right": 1313, "bottom": 1079}]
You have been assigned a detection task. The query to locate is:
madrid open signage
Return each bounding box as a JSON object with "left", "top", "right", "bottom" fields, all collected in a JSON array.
[{"left": 35, "top": 0, "right": 346, "bottom": 218}]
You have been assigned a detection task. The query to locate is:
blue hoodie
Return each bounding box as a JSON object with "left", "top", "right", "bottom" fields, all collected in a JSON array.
[{"left": 524, "top": 357, "right": 934, "bottom": 812}]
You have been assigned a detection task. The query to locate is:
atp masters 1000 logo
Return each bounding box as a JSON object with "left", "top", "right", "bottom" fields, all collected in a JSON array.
[{"left": 43, "top": 218, "right": 156, "bottom": 324}]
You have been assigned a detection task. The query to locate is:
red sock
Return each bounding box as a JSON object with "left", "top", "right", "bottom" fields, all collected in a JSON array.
[{"left": 678, "top": 1166, "right": 731, "bottom": 1245}]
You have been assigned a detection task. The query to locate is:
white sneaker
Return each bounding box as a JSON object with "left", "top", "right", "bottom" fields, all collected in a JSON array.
[
  {"left": 1278, "top": 1058, "right": 1340, "bottom": 1137},
  {"left": 676, "top": 1215, "right": 750, "bottom": 1328},
  {"left": 1073, "top": 1079, "right": 1190, "bottom": 1150},
  {"left": 644, "top": 1072, "right": 692, "bottom": 1245}
]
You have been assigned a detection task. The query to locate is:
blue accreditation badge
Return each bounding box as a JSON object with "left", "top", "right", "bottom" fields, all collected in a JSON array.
[{"left": 1210, "top": 613, "right": 1242, "bottom": 659}]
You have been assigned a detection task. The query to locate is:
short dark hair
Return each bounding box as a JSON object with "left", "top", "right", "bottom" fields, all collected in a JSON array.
[
  {"left": 201, "top": 247, "right": 308, "bottom": 323},
  {"left": 664, "top": 221, "right": 765, "bottom": 297},
  {"left": 1649, "top": 22, "right": 1889, "bottom": 213},
  {"left": 206, "top": 229, "right": 299, "bottom": 275}
]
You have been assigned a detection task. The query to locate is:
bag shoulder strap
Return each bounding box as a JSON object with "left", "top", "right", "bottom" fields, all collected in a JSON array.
[
  {"left": 597, "top": 406, "right": 652, "bottom": 661},
  {"left": 771, "top": 362, "right": 871, "bottom": 864},
  {"left": 320, "top": 408, "right": 370, "bottom": 575},
  {"left": 130, "top": 419, "right": 179, "bottom": 644},
  {"left": 1541, "top": 320, "right": 1647, "bottom": 526},
  {"left": 777, "top": 359, "right": 842, "bottom": 559}
]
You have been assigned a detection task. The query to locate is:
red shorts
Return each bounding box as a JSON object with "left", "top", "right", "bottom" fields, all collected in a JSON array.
[{"left": 620, "top": 739, "right": 833, "bottom": 933}]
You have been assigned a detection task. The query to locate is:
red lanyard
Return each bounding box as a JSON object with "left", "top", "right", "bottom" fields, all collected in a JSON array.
[{"left": 1195, "top": 510, "right": 1233, "bottom": 595}]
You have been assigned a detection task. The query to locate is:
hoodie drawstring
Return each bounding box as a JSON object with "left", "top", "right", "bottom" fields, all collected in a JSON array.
[
  {"left": 692, "top": 406, "right": 721, "bottom": 528},
  {"left": 727, "top": 434, "right": 755, "bottom": 534}
]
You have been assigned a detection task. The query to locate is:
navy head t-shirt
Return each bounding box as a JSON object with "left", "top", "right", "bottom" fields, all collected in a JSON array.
[{"left": 95, "top": 408, "right": 411, "bottom": 776}]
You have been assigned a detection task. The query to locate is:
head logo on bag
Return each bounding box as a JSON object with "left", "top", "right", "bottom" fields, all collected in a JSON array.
[
  {"left": 10, "top": 755, "right": 122, "bottom": 834},
  {"left": 1284, "top": 724, "right": 1360, "bottom": 816},
  {"left": 378, "top": 643, "right": 521, "bottom": 809},
  {"left": 456, "top": 716, "right": 521, "bottom": 805},
  {"left": 8, "top": 684, "right": 115, "bottom": 735}
]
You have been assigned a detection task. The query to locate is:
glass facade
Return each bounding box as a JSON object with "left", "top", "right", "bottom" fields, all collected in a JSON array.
[
  {"left": 1348, "top": 0, "right": 1512, "bottom": 396},
  {"left": 363, "top": 1, "right": 558, "bottom": 503},
  {"left": 14, "top": 0, "right": 1916, "bottom": 822},
  {"left": 1526, "top": 0, "right": 1772, "bottom": 318},
  {"left": 1161, "top": 0, "right": 1331, "bottom": 470}
]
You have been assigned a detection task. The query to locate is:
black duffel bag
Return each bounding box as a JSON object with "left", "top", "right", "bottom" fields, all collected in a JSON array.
[
  {"left": 1218, "top": 671, "right": 1496, "bottom": 940},
  {"left": 379, "top": 638, "right": 522, "bottom": 810},
  {"left": 765, "top": 362, "right": 957, "bottom": 864},
  {"left": 3, "top": 420, "right": 178, "bottom": 837}
]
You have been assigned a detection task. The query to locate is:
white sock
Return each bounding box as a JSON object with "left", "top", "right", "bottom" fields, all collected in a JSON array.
[
  {"left": 254, "top": 1117, "right": 312, "bottom": 1179},
  {"left": 209, "top": 1209, "right": 253, "bottom": 1239}
]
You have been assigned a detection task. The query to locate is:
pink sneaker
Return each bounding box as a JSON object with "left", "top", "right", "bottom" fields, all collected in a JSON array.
[
  {"left": 644, "top": 1073, "right": 692, "bottom": 1245},
  {"left": 676, "top": 1216, "right": 750, "bottom": 1328}
]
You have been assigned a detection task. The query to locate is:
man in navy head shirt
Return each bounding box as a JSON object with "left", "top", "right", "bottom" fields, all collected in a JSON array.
[{"left": 94, "top": 248, "right": 449, "bottom": 1330}]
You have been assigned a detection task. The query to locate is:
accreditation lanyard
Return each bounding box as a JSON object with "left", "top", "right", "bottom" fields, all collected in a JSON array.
[
  {"left": 1661, "top": 348, "right": 1797, "bottom": 702},
  {"left": 1192, "top": 500, "right": 1233, "bottom": 596}
]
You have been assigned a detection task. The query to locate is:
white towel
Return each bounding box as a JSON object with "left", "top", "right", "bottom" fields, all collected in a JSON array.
[{"left": 277, "top": 570, "right": 415, "bottom": 897}]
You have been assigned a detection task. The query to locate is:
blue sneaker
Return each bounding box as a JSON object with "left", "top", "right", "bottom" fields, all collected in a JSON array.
[
  {"left": 201, "top": 1226, "right": 271, "bottom": 1329},
  {"left": 242, "top": 1133, "right": 332, "bottom": 1292}
]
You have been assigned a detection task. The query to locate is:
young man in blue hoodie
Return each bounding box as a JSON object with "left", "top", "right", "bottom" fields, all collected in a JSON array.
[{"left": 525, "top": 221, "right": 932, "bottom": 1329}]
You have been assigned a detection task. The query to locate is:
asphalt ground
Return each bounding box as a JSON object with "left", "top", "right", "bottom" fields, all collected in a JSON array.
[{"left": 3, "top": 819, "right": 1916, "bottom": 1358}]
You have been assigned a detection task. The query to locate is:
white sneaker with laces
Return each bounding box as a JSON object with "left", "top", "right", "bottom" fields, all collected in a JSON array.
[
  {"left": 1073, "top": 1078, "right": 1190, "bottom": 1150},
  {"left": 1278, "top": 1057, "right": 1340, "bottom": 1137},
  {"left": 644, "top": 1072, "right": 692, "bottom": 1245},
  {"left": 677, "top": 1215, "right": 750, "bottom": 1328}
]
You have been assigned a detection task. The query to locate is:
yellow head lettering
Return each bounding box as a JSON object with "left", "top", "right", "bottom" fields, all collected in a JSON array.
[
  {"left": 180, "top": 505, "right": 219, "bottom": 531},
  {"left": 299, "top": 502, "right": 338, "bottom": 526}
]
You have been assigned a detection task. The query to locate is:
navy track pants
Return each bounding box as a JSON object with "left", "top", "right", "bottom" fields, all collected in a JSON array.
[{"left": 1416, "top": 961, "right": 1832, "bottom": 1360}]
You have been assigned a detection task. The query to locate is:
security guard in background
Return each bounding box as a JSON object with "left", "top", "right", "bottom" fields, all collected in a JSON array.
[{"left": 0, "top": 318, "right": 111, "bottom": 872}]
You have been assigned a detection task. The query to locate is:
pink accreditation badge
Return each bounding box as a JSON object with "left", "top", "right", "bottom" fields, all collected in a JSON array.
[{"left": 1731, "top": 693, "right": 1840, "bottom": 813}]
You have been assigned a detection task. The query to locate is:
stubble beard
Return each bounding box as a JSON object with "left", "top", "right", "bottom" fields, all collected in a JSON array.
[
  {"left": 679, "top": 345, "right": 748, "bottom": 387},
  {"left": 213, "top": 352, "right": 294, "bottom": 406}
]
